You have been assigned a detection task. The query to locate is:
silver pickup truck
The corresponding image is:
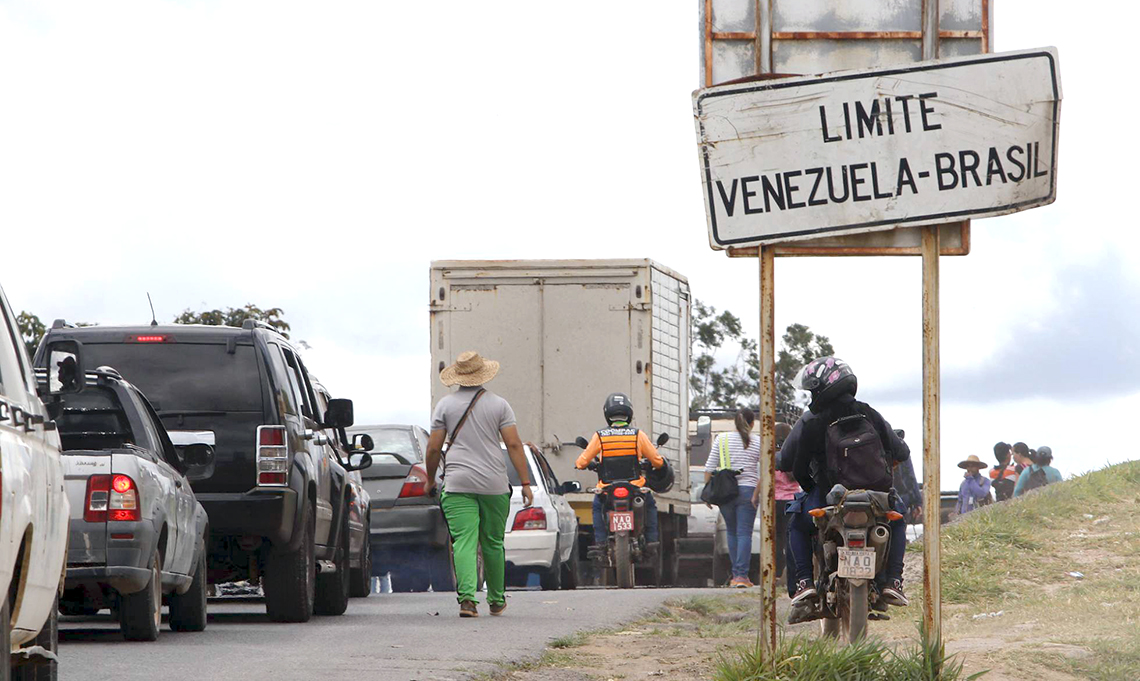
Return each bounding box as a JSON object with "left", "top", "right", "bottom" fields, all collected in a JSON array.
[{"left": 46, "top": 366, "right": 213, "bottom": 641}]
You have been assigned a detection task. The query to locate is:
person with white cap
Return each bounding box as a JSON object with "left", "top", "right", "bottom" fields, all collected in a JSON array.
[
  {"left": 424, "top": 351, "right": 534, "bottom": 618},
  {"left": 956, "top": 455, "right": 992, "bottom": 516}
]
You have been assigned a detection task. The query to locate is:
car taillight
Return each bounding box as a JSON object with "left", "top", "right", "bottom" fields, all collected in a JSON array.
[
  {"left": 398, "top": 465, "right": 429, "bottom": 498},
  {"left": 85, "top": 475, "right": 139, "bottom": 522},
  {"left": 132, "top": 334, "right": 171, "bottom": 343},
  {"left": 257, "top": 425, "right": 289, "bottom": 486},
  {"left": 613, "top": 486, "right": 630, "bottom": 499},
  {"left": 512, "top": 507, "right": 546, "bottom": 531}
]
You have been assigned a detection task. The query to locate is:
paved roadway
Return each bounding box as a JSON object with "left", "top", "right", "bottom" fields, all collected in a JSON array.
[{"left": 59, "top": 587, "right": 708, "bottom": 681}]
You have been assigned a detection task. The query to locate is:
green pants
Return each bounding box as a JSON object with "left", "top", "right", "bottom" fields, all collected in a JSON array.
[{"left": 440, "top": 491, "right": 510, "bottom": 605}]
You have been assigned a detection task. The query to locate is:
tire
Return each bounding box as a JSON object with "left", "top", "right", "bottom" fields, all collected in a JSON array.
[
  {"left": 712, "top": 552, "right": 731, "bottom": 587},
  {"left": 845, "top": 582, "right": 869, "bottom": 643},
  {"left": 429, "top": 547, "right": 455, "bottom": 592},
  {"left": 349, "top": 527, "right": 373, "bottom": 598},
  {"left": 539, "top": 546, "right": 562, "bottom": 591},
  {"left": 314, "top": 519, "right": 350, "bottom": 616},
  {"left": 264, "top": 510, "right": 315, "bottom": 623},
  {"left": 120, "top": 549, "right": 162, "bottom": 642},
  {"left": 614, "top": 533, "right": 634, "bottom": 589},
  {"left": 13, "top": 593, "right": 58, "bottom": 681},
  {"left": 560, "top": 549, "right": 580, "bottom": 590},
  {"left": 820, "top": 617, "right": 840, "bottom": 638},
  {"left": 390, "top": 569, "right": 431, "bottom": 593},
  {"left": 168, "top": 550, "right": 207, "bottom": 632}
]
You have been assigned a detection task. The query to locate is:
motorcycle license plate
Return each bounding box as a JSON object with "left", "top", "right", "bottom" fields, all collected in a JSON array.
[
  {"left": 610, "top": 511, "right": 634, "bottom": 533},
  {"left": 837, "top": 548, "right": 876, "bottom": 579}
]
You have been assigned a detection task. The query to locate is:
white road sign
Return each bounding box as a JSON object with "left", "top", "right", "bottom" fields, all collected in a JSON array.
[{"left": 694, "top": 48, "right": 1061, "bottom": 248}]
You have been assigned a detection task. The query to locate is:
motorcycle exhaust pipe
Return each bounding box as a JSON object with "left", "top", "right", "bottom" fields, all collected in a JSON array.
[
  {"left": 632, "top": 494, "right": 646, "bottom": 509},
  {"left": 868, "top": 524, "right": 890, "bottom": 547}
]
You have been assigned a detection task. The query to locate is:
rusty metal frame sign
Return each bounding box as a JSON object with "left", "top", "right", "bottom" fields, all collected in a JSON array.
[{"left": 694, "top": 48, "right": 1061, "bottom": 249}]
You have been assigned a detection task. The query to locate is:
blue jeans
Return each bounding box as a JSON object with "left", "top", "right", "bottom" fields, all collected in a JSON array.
[
  {"left": 592, "top": 491, "right": 659, "bottom": 544},
  {"left": 719, "top": 485, "right": 758, "bottom": 579},
  {"left": 786, "top": 486, "right": 908, "bottom": 590}
]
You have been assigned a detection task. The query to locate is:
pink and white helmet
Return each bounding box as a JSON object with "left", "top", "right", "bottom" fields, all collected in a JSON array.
[{"left": 795, "top": 356, "right": 857, "bottom": 404}]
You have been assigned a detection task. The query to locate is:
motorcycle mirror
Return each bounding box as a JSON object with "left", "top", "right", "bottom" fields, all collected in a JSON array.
[
  {"left": 655, "top": 433, "right": 670, "bottom": 447},
  {"left": 574, "top": 436, "right": 589, "bottom": 449}
]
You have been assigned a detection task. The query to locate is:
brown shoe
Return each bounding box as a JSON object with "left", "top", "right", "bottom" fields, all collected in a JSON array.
[
  {"left": 490, "top": 601, "right": 507, "bottom": 616},
  {"left": 459, "top": 600, "right": 479, "bottom": 618}
]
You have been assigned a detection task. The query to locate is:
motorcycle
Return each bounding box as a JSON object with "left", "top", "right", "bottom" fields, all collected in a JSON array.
[
  {"left": 574, "top": 432, "right": 670, "bottom": 589},
  {"left": 808, "top": 484, "right": 905, "bottom": 642}
]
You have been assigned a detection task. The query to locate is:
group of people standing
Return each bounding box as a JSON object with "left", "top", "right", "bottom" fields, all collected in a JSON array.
[{"left": 956, "top": 441, "right": 1063, "bottom": 515}]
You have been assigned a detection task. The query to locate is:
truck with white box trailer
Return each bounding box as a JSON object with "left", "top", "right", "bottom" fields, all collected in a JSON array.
[{"left": 429, "top": 259, "right": 691, "bottom": 584}]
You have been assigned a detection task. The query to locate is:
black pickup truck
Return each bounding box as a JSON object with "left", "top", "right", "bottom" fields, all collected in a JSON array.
[{"left": 37, "top": 320, "right": 373, "bottom": 623}]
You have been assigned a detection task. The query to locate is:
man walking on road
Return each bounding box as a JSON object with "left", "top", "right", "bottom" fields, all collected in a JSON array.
[{"left": 425, "top": 351, "right": 534, "bottom": 618}]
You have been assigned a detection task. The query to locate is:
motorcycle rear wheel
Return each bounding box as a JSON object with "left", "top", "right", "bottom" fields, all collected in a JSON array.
[
  {"left": 614, "top": 533, "right": 635, "bottom": 589},
  {"left": 844, "top": 582, "right": 869, "bottom": 643}
]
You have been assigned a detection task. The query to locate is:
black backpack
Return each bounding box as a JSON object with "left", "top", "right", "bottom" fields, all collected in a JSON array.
[
  {"left": 992, "top": 464, "right": 1016, "bottom": 502},
  {"left": 1021, "top": 467, "right": 1050, "bottom": 494},
  {"left": 825, "top": 413, "right": 893, "bottom": 492}
]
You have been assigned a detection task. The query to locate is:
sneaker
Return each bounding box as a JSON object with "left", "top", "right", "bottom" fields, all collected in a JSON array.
[
  {"left": 490, "top": 601, "right": 507, "bottom": 616},
  {"left": 459, "top": 600, "right": 479, "bottom": 618},
  {"left": 731, "top": 577, "right": 754, "bottom": 588},
  {"left": 790, "top": 579, "right": 818, "bottom": 606},
  {"left": 787, "top": 601, "right": 819, "bottom": 624},
  {"left": 880, "top": 579, "right": 909, "bottom": 607},
  {"left": 587, "top": 543, "right": 606, "bottom": 559}
]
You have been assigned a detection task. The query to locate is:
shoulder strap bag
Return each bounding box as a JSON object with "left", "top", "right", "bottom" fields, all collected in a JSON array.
[
  {"left": 440, "top": 388, "right": 486, "bottom": 485},
  {"left": 701, "top": 434, "right": 740, "bottom": 506}
]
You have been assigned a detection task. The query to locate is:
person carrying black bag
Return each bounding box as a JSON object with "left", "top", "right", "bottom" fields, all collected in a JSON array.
[{"left": 703, "top": 409, "right": 761, "bottom": 587}]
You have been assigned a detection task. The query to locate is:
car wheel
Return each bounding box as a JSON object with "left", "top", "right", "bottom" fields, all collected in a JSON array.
[
  {"left": 560, "top": 548, "right": 580, "bottom": 590},
  {"left": 264, "top": 510, "right": 316, "bottom": 623},
  {"left": 169, "top": 549, "right": 208, "bottom": 632},
  {"left": 349, "top": 527, "right": 373, "bottom": 598},
  {"left": 12, "top": 592, "right": 57, "bottom": 681},
  {"left": 314, "top": 518, "right": 350, "bottom": 616},
  {"left": 539, "top": 545, "right": 562, "bottom": 591},
  {"left": 429, "top": 547, "right": 455, "bottom": 592},
  {"left": 120, "top": 549, "right": 162, "bottom": 642}
]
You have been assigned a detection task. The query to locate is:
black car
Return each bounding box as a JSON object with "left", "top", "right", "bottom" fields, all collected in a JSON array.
[
  {"left": 346, "top": 424, "right": 452, "bottom": 592},
  {"left": 37, "top": 320, "right": 372, "bottom": 623}
]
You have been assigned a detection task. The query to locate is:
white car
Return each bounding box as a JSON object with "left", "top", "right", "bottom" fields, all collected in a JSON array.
[
  {"left": 502, "top": 444, "right": 580, "bottom": 590},
  {"left": 0, "top": 287, "right": 72, "bottom": 678}
]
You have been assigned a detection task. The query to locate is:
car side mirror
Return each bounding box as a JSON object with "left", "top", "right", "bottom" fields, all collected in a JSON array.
[
  {"left": 351, "top": 433, "right": 374, "bottom": 452},
  {"left": 559, "top": 481, "right": 582, "bottom": 495},
  {"left": 574, "top": 436, "right": 589, "bottom": 449},
  {"left": 46, "top": 340, "right": 84, "bottom": 395},
  {"left": 656, "top": 433, "right": 670, "bottom": 447},
  {"left": 345, "top": 452, "right": 373, "bottom": 472},
  {"left": 182, "top": 443, "right": 215, "bottom": 468},
  {"left": 324, "top": 398, "right": 354, "bottom": 428}
]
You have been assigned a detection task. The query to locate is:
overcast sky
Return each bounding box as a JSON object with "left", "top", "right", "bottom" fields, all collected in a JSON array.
[{"left": 1, "top": 1, "right": 1134, "bottom": 487}]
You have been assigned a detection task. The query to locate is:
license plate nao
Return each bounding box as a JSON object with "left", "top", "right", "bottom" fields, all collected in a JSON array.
[
  {"left": 837, "top": 547, "right": 876, "bottom": 579},
  {"left": 609, "top": 511, "right": 634, "bottom": 533}
]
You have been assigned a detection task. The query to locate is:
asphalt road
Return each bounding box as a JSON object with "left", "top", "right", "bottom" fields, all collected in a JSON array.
[{"left": 58, "top": 587, "right": 709, "bottom": 681}]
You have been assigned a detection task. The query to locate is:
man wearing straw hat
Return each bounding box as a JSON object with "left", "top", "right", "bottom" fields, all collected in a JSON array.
[
  {"left": 956, "top": 455, "right": 993, "bottom": 516},
  {"left": 425, "top": 351, "right": 534, "bottom": 618}
]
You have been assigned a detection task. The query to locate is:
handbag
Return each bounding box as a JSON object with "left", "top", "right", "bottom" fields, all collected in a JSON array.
[{"left": 700, "top": 434, "right": 740, "bottom": 506}]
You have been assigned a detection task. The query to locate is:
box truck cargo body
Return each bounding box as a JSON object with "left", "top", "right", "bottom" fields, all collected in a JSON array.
[{"left": 430, "top": 259, "right": 692, "bottom": 578}]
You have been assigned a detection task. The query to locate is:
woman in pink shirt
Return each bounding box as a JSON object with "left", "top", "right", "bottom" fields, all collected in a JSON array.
[{"left": 753, "top": 422, "right": 801, "bottom": 580}]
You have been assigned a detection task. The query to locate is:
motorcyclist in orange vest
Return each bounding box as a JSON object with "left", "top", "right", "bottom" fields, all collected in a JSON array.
[{"left": 575, "top": 393, "right": 665, "bottom": 556}]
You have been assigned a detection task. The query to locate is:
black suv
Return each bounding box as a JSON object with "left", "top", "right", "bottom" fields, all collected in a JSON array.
[{"left": 37, "top": 320, "right": 372, "bottom": 622}]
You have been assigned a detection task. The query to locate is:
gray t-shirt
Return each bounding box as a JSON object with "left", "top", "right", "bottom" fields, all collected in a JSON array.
[{"left": 431, "top": 386, "right": 517, "bottom": 495}]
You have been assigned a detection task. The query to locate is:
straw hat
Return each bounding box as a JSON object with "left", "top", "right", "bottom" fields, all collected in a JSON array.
[
  {"left": 440, "top": 351, "right": 500, "bottom": 387},
  {"left": 958, "top": 455, "right": 989, "bottom": 470}
]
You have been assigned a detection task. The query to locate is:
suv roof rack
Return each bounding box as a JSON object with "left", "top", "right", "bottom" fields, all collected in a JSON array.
[
  {"left": 241, "top": 318, "right": 278, "bottom": 332},
  {"left": 51, "top": 319, "right": 75, "bottom": 330}
]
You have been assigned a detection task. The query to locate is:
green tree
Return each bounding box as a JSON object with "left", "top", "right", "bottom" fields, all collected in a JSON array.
[
  {"left": 775, "top": 323, "right": 835, "bottom": 421},
  {"left": 174, "top": 304, "right": 290, "bottom": 338},
  {"left": 16, "top": 311, "right": 46, "bottom": 358}
]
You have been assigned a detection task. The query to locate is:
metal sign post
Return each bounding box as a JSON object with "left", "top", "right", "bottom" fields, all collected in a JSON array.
[{"left": 758, "top": 244, "right": 777, "bottom": 656}]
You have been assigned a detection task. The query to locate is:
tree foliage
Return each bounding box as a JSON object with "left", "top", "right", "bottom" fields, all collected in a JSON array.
[
  {"left": 16, "top": 311, "right": 45, "bottom": 358},
  {"left": 173, "top": 304, "right": 290, "bottom": 337},
  {"left": 690, "top": 300, "right": 834, "bottom": 420}
]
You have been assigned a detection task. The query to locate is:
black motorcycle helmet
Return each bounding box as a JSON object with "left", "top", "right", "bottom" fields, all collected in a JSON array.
[
  {"left": 795, "top": 356, "right": 857, "bottom": 409},
  {"left": 644, "top": 459, "right": 674, "bottom": 493},
  {"left": 603, "top": 392, "right": 634, "bottom": 425}
]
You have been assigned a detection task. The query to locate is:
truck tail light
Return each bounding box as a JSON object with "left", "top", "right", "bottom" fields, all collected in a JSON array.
[
  {"left": 85, "top": 474, "right": 139, "bottom": 522},
  {"left": 398, "top": 465, "right": 429, "bottom": 498},
  {"left": 257, "top": 425, "right": 289, "bottom": 486},
  {"left": 511, "top": 507, "right": 546, "bottom": 531}
]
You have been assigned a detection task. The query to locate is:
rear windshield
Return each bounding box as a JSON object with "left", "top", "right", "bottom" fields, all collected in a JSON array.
[
  {"left": 351, "top": 428, "right": 420, "bottom": 478},
  {"left": 57, "top": 385, "right": 135, "bottom": 451},
  {"left": 82, "top": 342, "right": 263, "bottom": 413}
]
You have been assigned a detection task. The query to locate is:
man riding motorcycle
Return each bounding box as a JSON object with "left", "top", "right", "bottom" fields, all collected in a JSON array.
[
  {"left": 575, "top": 393, "right": 666, "bottom": 557},
  {"left": 779, "top": 357, "right": 911, "bottom": 624}
]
